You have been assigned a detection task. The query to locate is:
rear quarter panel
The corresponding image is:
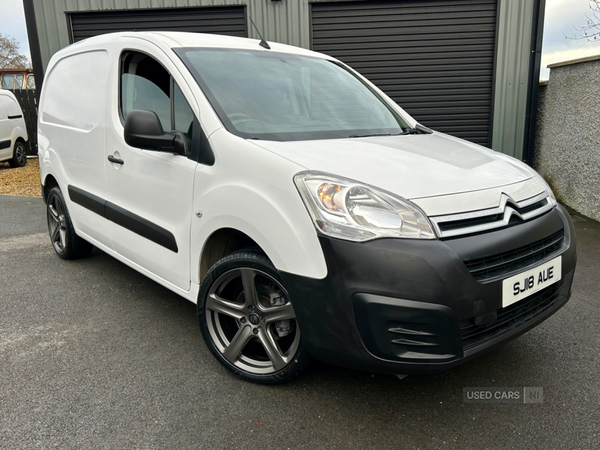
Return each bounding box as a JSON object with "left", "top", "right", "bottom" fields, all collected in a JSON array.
[{"left": 38, "top": 45, "right": 113, "bottom": 248}]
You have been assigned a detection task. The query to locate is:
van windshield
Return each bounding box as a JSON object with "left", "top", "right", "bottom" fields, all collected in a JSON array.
[{"left": 175, "top": 48, "right": 411, "bottom": 141}]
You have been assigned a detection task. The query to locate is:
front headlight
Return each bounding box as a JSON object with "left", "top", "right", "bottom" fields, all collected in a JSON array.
[{"left": 294, "top": 172, "right": 436, "bottom": 242}]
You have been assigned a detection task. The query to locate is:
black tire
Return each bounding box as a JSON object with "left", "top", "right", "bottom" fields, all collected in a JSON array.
[
  {"left": 198, "top": 250, "right": 311, "bottom": 384},
  {"left": 8, "top": 140, "right": 27, "bottom": 168},
  {"left": 46, "top": 186, "right": 93, "bottom": 260}
]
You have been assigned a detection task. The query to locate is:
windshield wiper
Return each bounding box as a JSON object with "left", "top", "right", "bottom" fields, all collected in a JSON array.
[
  {"left": 348, "top": 133, "right": 398, "bottom": 138},
  {"left": 348, "top": 131, "right": 414, "bottom": 138}
]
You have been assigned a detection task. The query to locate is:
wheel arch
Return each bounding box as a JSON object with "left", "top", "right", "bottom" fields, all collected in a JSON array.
[
  {"left": 199, "top": 227, "right": 263, "bottom": 282},
  {"left": 42, "top": 173, "right": 59, "bottom": 204},
  {"left": 11, "top": 125, "right": 28, "bottom": 145},
  {"left": 192, "top": 178, "right": 328, "bottom": 285}
]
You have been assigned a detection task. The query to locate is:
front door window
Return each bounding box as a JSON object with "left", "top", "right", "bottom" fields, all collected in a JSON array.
[{"left": 120, "top": 51, "right": 195, "bottom": 144}]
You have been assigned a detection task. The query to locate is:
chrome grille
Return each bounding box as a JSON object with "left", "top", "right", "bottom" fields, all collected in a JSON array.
[{"left": 430, "top": 192, "right": 554, "bottom": 238}]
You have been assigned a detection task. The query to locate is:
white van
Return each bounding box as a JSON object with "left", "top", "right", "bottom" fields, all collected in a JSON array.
[
  {"left": 38, "top": 32, "right": 576, "bottom": 383},
  {"left": 0, "top": 90, "right": 28, "bottom": 168}
]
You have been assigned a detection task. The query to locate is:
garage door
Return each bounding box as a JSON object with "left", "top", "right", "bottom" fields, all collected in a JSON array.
[
  {"left": 68, "top": 6, "right": 247, "bottom": 43},
  {"left": 311, "top": 0, "right": 497, "bottom": 146}
]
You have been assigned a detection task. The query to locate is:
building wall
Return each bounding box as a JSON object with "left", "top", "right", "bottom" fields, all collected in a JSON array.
[
  {"left": 32, "top": 0, "right": 312, "bottom": 70},
  {"left": 28, "top": 0, "right": 540, "bottom": 160},
  {"left": 534, "top": 58, "right": 600, "bottom": 222},
  {"left": 491, "top": 0, "right": 537, "bottom": 160}
]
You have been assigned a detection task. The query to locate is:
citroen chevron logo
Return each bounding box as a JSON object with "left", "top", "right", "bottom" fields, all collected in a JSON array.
[{"left": 499, "top": 193, "right": 523, "bottom": 222}]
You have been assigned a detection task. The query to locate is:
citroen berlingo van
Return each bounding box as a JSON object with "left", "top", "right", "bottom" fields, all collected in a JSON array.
[{"left": 38, "top": 32, "right": 576, "bottom": 383}]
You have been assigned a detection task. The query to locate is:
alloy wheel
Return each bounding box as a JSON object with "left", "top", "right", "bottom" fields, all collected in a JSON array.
[
  {"left": 205, "top": 267, "right": 300, "bottom": 374},
  {"left": 15, "top": 142, "right": 26, "bottom": 166},
  {"left": 47, "top": 195, "right": 67, "bottom": 253}
]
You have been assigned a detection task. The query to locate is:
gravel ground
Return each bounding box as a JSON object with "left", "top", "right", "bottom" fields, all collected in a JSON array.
[{"left": 0, "top": 158, "right": 42, "bottom": 198}]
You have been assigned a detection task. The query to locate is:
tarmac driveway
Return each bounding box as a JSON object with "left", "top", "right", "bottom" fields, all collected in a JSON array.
[{"left": 1, "top": 195, "right": 599, "bottom": 449}]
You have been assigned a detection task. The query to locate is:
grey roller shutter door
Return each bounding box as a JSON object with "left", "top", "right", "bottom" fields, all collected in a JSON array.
[
  {"left": 68, "top": 6, "right": 247, "bottom": 43},
  {"left": 311, "top": 0, "right": 497, "bottom": 146}
]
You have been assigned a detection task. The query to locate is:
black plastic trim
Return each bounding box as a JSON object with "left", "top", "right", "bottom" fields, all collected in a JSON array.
[
  {"left": 68, "top": 185, "right": 106, "bottom": 217},
  {"left": 105, "top": 202, "right": 178, "bottom": 253},
  {"left": 107, "top": 155, "right": 125, "bottom": 165},
  {"left": 353, "top": 294, "right": 462, "bottom": 362},
  {"left": 195, "top": 118, "right": 215, "bottom": 166},
  {"left": 464, "top": 228, "right": 564, "bottom": 282},
  {"left": 279, "top": 205, "right": 576, "bottom": 374},
  {"left": 67, "top": 185, "right": 178, "bottom": 253},
  {"left": 460, "top": 283, "right": 562, "bottom": 350},
  {"left": 0, "top": 140, "right": 10, "bottom": 150},
  {"left": 7, "top": 114, "right": 23, "bottom": 120}
]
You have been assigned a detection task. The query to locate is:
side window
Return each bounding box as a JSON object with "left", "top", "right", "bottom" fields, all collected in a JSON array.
[
  {"left": 15, "top": 74, "right": 24, "bottom": 89},
  {"left": 121, "top": 52, "right": 171, "bottom": 131},
  {"left": 2, "top": 74, "right": 14, "bottom": 90},
  {"left": 121, "top": 51, "right": 196, "bottom": 147},
  {"left": 173, "top": 83, "right": 194, "bottom": 142},
  {"left": 26, "top": 75, "right": 36, "bottom": 90}
]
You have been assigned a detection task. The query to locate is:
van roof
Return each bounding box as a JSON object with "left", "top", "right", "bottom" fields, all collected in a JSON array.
[{"left": 67, "top": 31, "right": 329, "bottom": 60}]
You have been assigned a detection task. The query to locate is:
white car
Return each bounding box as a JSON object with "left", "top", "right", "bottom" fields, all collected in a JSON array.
[
  {"left": 0, "top": 89, "right": 28, "bottom": 168},
  {"left": 38, "top": 32, "right": 576, "bottom": 384}
]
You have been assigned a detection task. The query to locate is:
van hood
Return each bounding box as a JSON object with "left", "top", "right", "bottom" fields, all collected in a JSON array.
[{"left": 251, "top": 132, "right": 533, "bottom": 200}]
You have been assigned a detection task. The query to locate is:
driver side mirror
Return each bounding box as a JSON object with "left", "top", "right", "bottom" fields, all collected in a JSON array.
[{"left": 124, "top": 110, "right": 187, "bottom": 156}]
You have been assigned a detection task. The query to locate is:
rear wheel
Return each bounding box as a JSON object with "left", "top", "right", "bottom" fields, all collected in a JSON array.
[
  {"left": 46, "top": 186, "right": 93, "bottom": 259},
  {"left": 198, "top": 251, "right": 310, "bottom": 384},
  {"left": 8, "top": 140, "right": 27, "bottom": 168}
]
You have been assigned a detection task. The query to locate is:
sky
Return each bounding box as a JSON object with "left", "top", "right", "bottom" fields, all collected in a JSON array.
[
  {"left": 541, "top": 0, "right": 600, "bottom": 78},
  {"left": 1, "top": 0, "right": 31, "bottom": 62},
  {"left": 1, "top": 0, "right": 600, "bottom": 80}
]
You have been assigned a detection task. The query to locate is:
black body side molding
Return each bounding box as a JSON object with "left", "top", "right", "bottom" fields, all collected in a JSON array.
[
  {"left": 0, "top": 140, "right": 10, "bottom": 150},
  {"left": 105, "top": 202, "right": 178, "bottom": 253},
  {"left": 67, "top": 185, "right": 178, "bottom": 253},
  {"left": 68, "top": 185, "right": 106, "bottom": 217}
]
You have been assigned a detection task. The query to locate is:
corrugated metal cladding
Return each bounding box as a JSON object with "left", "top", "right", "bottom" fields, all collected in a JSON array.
[
  {"left": 311, "top": 0, "right": 498, "bottom": 147},
  {"left": 28, "top": 0, "right": 539, "bottom": 159},
  {"left": 68, "top": 6, "right": 247, "bottom": 43},
  {"left": 31, "top": 0, "right": 310, "bottom": 73}
]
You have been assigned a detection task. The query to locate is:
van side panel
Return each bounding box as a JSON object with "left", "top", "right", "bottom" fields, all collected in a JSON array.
[{"left": 39, "top": 49, "right": 112, "bottom": 248}]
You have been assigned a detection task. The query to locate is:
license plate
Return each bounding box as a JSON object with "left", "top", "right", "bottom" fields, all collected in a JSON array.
[{"left": 502, "top": 256, "right": 562, "bottom": 308}]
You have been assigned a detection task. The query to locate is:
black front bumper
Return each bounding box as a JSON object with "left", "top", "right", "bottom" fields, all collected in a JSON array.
[{"left": 279, "top": 205, "right": 577, "bottom": 374}]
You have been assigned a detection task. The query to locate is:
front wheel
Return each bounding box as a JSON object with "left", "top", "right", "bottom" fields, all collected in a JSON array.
[
  {"left": 8, "top": 140, "right": 27, "bottom": 168},
  {"left": 198, "top": 251, "right": 310, "bottom": 384}
]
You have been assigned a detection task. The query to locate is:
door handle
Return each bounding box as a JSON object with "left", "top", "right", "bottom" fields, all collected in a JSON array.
[{"left": 108, "top": 155, "right": 124, "bottom": 165}]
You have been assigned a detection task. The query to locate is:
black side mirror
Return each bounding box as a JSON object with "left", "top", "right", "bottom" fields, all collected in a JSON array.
[{"left": 124, "top": 110, "right": 187, "bottom": 155}]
